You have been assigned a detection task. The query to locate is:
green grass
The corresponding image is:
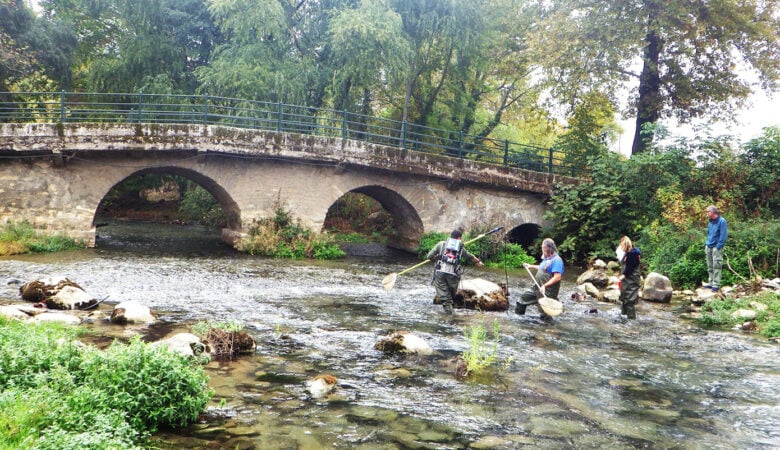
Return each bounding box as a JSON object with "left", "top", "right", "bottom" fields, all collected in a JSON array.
[{"left": 0, "top": 220, "right": 84, "bottom": 255}]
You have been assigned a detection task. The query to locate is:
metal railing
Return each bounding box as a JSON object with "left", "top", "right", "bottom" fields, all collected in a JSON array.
[{"left": 0, "top": 91, "right": 584, "bottom": 177}]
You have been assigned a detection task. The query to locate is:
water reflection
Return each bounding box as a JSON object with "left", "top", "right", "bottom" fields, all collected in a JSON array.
[{"left": 0, "top": 221, "right": 778, "bottom": 449}]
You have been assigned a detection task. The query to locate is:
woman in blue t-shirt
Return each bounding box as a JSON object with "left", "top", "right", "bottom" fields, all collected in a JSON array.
[{"left": 515, "top": 238, "right": 564, "bottom": 320}]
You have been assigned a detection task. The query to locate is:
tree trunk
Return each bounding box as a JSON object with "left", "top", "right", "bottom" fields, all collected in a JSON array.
[{"left": 631, "top": 25, "right": 663, "bottom": 155}]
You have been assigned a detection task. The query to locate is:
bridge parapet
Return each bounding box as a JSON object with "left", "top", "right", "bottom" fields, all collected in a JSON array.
[{"left": 1, "top": 123, "right": 576, "bottom": 195}]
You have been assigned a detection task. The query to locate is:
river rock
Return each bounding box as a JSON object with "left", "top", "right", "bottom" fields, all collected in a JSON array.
[
  {"left": 32, "top": 312, "right": 81, "bottom": 325},
  {"left": 110, "top": 301, "right": 158, "bottom": 324},
  {"left": 454, "top": 278, "right": 509, "bottom": 311},
  {"left": 151, "top": 332, "right": 209, "bottom": 357},
  {"left": 19, "top": 276, "right": 84, "bottom": 302},
  {"left": 0, "top": 304, "right": 32, "bottom": 320},
  {"left": 45, "top": 285, "right": 98, "bottom": 310},
  {"left": 576, "top": 269, "right": 609, "bottom": 289},
  {"left": 374, "top": 331, "right": 433, "bottom": 356},
  {"left": 731, "top": 309, "right": 757, "bottom": 320},
  {"left": 603, "top": 288, "right": 621, "bottom": 303},
  {"left": 305, "top": 373, "right": 337, "bottom": 398},
  {"left": 641, "top": 272, "right": 673, "bottom": 303}
]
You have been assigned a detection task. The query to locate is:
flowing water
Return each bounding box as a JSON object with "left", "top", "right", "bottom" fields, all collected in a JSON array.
[{"left": 1, "top": 222, "right": 778, "bottom": 449}]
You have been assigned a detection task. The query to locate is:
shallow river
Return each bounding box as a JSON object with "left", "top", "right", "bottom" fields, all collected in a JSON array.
[{"left": 1, "top": 222, "right": 778, "bottom": 449}]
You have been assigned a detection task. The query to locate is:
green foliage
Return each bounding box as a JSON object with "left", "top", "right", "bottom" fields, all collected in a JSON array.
[
  {"left": 241, "top": 203, "right": 345, "bottom": 259},
  {"left": 697, "top": 291, "right": 780, "bottom": 338},
  {"left": 178, "top": 182, "right": 225, "bottom": 227},
  {"left": 78, "top": 336, "right": 211, "bottom": 431},
  {"left": 0, "top": 319, "right": 210, "bottom": 448},
  {"left": 417, "top": 232, "right": 448, "bottom": 258},
  {"left": 323, "top": 192, "right": 394, "bottom": 243},
  {"left": 547, "top": 152, "right": 633, "bottom": 262},
  {"left": 191, "top": 320, "right": 244, "bottom": 336},
  {"left": 0, "top": 220, "right": 84, "bottom": 255},
  {"left": 643, "top": 219, "right": 780, "bottom": 289},
  {"left": 461, "top": 319, "right": 500, "bottom": 377},
  {"left": 483, "top": 243, "right": 535, "bottom": 269}
]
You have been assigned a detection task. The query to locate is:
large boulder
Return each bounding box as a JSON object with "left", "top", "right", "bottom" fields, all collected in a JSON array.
[
  {"left": 454, "top": 278, "right": 509, "bottom": 311},
  {"left": 641, "top": 272, "right": 673, "bottom": 303},
  {"left": 576, "top": 269, "right": 609, "bottom": 289},
  {"left": 18, "top": 276, "right": 98, "bottom": 310},
  {"left": 110, "top": 301, "right": 158, "bottom": 324},
  {"left": 46, "top": 285, "right": 99, "bottom": 310}
]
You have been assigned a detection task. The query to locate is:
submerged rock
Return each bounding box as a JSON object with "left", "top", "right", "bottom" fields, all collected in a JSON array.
[
  {"left": 305, "top": 373, "right": 337, "bottom": 398},
  {"left": 374, "top": 331, "right": 433, "bottom": 356}
]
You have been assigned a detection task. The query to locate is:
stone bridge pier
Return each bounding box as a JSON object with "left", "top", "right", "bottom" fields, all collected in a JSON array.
[{"left": 0, "top": 123, "right": 570, "bottom": 252}]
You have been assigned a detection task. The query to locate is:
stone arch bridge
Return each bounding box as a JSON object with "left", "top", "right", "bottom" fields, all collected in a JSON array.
[{"left": 0, "top": 123, "right": 575, "bottom": 252}]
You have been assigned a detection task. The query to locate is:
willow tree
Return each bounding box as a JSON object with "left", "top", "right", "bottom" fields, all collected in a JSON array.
[
  {"left": 38, "top": 0, "right": 220, "bottom": 94},
  {"left": 527, "top": 0, "right": 780, "bottom": 155}
]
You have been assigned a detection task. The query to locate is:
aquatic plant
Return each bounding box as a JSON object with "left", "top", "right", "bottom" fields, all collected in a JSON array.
[{"left": 459, "top": 319, "right": 501, "bottom": 379}]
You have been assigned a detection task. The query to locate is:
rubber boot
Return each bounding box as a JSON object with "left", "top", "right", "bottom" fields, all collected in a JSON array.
[
  {"left": 620, "top": 303, "right": 628, "bottom": 316},
  {"left": 515, "top": 303, "right": 526, "bottom": 315},
  {"left": 625, "top": 304, "right": 636, "bottom": 320},
  {"left": 443, "top": 304, "right": 454, "bottom": 315}
]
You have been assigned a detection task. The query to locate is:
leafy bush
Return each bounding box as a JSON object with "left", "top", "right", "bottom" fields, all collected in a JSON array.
[
  {"left": 0, "top": 319, "right": 212, "bottom": 447},
  {"left": 178, "top": 182, "right": 225, "bottom": 227},
  {"left": 240, "top": 204, "right": 344, "bottom": 259},
  {"left": 78, "top": 336, "right": 212, "bottom": 431}
]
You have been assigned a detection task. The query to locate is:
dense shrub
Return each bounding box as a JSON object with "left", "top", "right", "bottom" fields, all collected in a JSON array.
[
  {"left": 417, "top": 231, "right": 533, "bottom": 269},
  {"left": 0, "top": 319, "right": 212, "bottom": 448},
  {"left": 240, "top": 204, "right": 345, "bottom": 259}
]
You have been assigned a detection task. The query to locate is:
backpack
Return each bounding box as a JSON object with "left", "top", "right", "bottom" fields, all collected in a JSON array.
[{"left": 436, "top": 238, "right": 462, "bottom": 274}]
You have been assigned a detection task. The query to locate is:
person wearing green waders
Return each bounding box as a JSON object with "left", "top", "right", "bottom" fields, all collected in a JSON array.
[
  {"left": 426, "top": 229, "right": 483, "bottom": 315},
  {"left": 515, "top": 238, "right": 563, "bottom": 321},
  {"left": 612, "top": 236, "right": 641, "bottom": 319}
]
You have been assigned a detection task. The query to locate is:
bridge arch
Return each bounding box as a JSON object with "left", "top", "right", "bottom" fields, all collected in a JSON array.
[
  {"left": 336, "top": 185, "right": 424, "bottom": 252},
  {"left": 507, "top": 223, "right": 542, "bottom": 250},
  {"left": 92, "top": 166, "right": 242, "bottom": 241}
]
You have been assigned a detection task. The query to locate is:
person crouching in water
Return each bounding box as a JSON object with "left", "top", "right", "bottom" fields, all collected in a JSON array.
[
  {"left": 427, "top": 229, "right": 483, "bottom": 314},
  {"left": 612, "top": 236, "right": 641, "bottom": 319},
  {"left": 516, "top": 238, "right": 564, "bottom": 321}
]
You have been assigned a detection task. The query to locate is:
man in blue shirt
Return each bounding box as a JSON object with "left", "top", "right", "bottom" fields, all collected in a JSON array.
[{"left": 704, "top": 205, "right": 728, "bottom": 291}]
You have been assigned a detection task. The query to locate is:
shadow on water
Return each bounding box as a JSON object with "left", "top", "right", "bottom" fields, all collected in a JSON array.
[{"left": 1, "top": 221, "right": 778, "bottom": 449}]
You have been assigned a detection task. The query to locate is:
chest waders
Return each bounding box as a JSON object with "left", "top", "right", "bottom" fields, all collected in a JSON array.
[
  {"left": 515, "top": 268, "right": 559, "bottom": 314},
  {"left": 619, "top": 264, "right": 640, "bottom": 319}
]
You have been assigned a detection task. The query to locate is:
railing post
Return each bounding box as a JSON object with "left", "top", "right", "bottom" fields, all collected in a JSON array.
[
  {"left": 401, "top": 121, "right": 406, "bottom": 149},
  {"left": 342, "top": 111, "right": 347, "bottom": 139},
  {"left": 548, "top": 147, "right": 553, "bottom": 174},
  {"left": 277, "top": 102, "right": 282, "bottom": 132},
  {"left": 203, "top": 94, "right": 209, "bottom": 125},
  {"left": 60, "top": 90, "right": 65, "bottom": 123},
  {"left": 458, "top": 131, "right": 463, "bottom": 159},
  {"left": 137, "top": 92, "right": 143, "bottom": 123},
  {"left": 503, "top": 140, "right": 509, "bottom": 166}
]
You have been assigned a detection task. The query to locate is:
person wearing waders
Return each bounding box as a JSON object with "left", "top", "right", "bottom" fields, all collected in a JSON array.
[
  {"left": 612, "top": 236, "right": 641, "bottom": 319},
  {"left": 426, "top": 229, "right": 483, "bottom": 314},
  {"left": 515, "top": 238, "right": 563, "bottom": 321}
]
